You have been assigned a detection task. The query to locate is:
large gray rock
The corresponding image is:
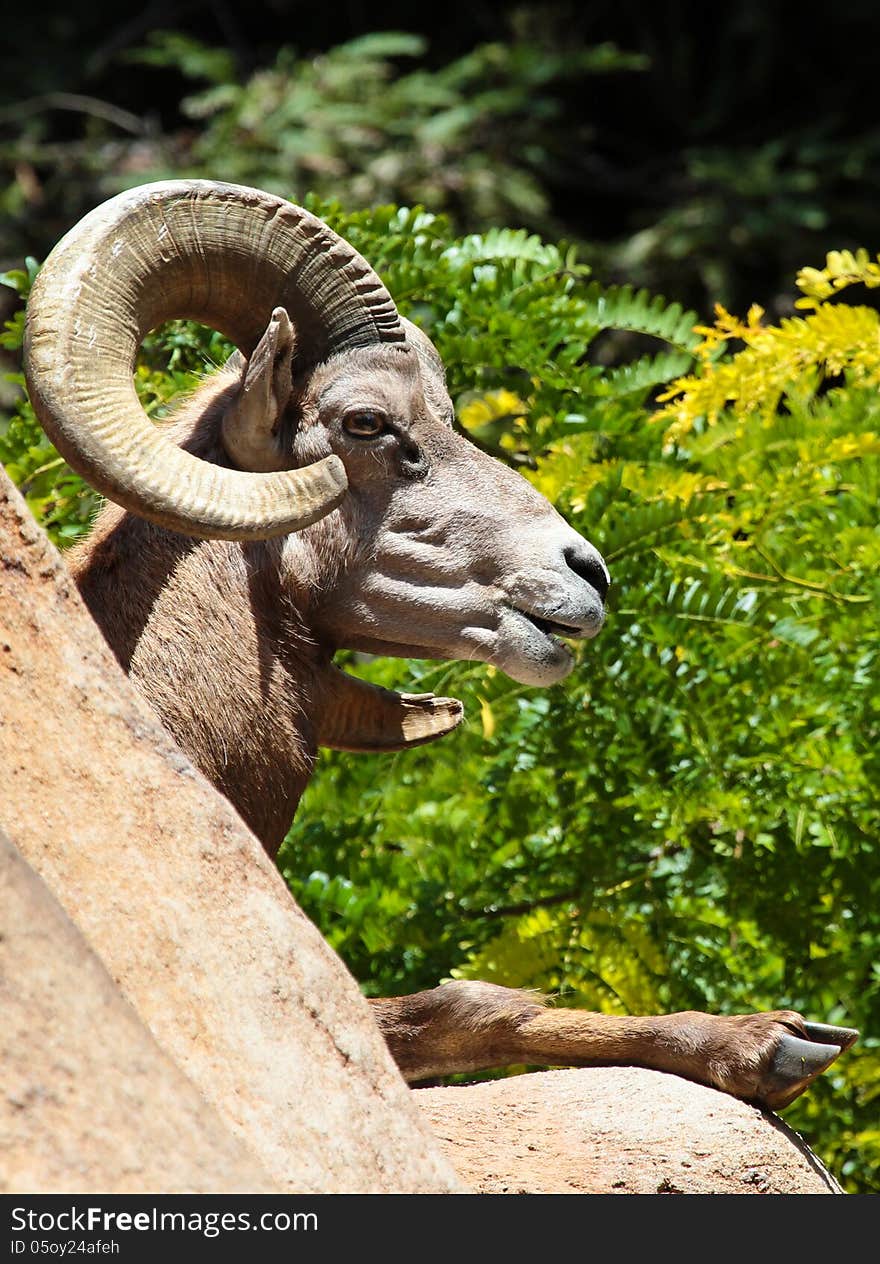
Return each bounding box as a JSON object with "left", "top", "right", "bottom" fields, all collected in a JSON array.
[
  {"left": 0, "top": 829, "right": 276, "bottom": 1192},
  {"left": 418, "top": 1067, "right": 842, "bottom": 1194},
  {"left": 0, "top": 468, "right": 460, "bottom": 1193}
]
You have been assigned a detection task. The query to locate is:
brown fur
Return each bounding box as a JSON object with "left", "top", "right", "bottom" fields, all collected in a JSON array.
[{"left": 69, "top": 366, "right": 349, "bottom": 849}]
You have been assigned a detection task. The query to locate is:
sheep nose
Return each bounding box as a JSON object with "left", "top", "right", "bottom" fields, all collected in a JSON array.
[{"left": 563, "top": 540, "right": 610, "bottom": 603}]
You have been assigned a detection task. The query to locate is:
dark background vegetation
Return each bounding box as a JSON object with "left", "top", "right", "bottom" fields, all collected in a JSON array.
[
  {"left": 4, "top": 1, "right": 880, "bottom": 311},
  {"left": 2, "top": 1, "right": 878, "bottom": 1192}
]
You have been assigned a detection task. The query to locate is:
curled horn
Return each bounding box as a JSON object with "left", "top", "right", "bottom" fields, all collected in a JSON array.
[
  {"left": 23, "top": 180, "right": 407, "bottom": 540},
  {"left": 318, "top": 667, "right": 464, "bottom": 751}
]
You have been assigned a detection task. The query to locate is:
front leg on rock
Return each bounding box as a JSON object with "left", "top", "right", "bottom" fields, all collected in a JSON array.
[{"left": 370, "top": 980, "right": 857, "bottom": 1110}]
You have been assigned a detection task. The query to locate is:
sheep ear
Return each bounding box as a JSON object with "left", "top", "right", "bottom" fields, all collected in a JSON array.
[
  {"left": 318, "top": 666, "right": 463, "bottom": 752},
  {"left": 221, "top": 307, "right": 297, "bottom": 472}
]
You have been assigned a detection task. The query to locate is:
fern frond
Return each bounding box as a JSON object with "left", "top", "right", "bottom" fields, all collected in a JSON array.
[
  {"left": 599, "top": 491, "right": 724, "bottom": 561},
  {"left": 586, "top": 350, "right": 695, "bottom": 399},
  {"left": 658, "top": 577, "right": 764, "bottom": 631},
  {"left": 796, "top": 248, "right": 880, "bottom": 308},
  {"left": 582, "top": 282, "right": 701, "bottom": 354},
  {"left": 451, "top": 906, "right": 569, "bottom": 990},
  {"left": 441, "top": 227, "right": 566, "bottom": 274}
]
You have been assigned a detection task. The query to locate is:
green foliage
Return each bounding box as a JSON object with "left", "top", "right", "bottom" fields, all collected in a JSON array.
[
  {"left": 6, "top": 2, "right": 880, "bottom": 319},
  {"left": 0, "top": 261, "right": 99, "bottom": 542},
  {"left": 126, "top": 30, "right": 642, "bottom": 230},
  {"left": 280, "top": 211, "right": 878, "bottom": 1191},
  {"left": 3, "top": 208, "right": 878, "bottom": 1191}
]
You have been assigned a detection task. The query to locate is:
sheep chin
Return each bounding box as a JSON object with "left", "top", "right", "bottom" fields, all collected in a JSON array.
[{"left": 482, "top": 609, "right": 578, "bottom": 688}]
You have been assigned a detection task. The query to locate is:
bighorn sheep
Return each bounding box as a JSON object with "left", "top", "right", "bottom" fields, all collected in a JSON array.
[{"left": 23, "top": 180, "right": 856, "bottom": 1109}]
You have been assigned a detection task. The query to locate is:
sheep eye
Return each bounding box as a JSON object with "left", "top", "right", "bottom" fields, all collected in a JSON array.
[{"left": 343, "top": 410, "right": 387, "bottom": 438}]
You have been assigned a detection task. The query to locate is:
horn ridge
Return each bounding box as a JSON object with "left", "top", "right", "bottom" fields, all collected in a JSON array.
[{"left": 23, "top": 180, "right": 405, "bottom": 540}]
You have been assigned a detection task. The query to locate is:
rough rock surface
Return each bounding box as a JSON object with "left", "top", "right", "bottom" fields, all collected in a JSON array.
[
  {"left": 0, "top": 468, "right": 460, "bottom": 1194},
  {"left": 417, "top": 1067, "right": 842, "bottom": 1194},
  {"left": 1, "top": 829, "right": 277, "bottom": 1192}
]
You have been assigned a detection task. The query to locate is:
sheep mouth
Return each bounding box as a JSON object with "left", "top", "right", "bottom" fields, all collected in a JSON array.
[{"left": 513, "top": 608, "right": 596, "bottom": 643}]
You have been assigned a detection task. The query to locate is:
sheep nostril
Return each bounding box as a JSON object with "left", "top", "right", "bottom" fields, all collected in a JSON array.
[{"left": 564, "top": 543, "right": 610, "bottom": 603}]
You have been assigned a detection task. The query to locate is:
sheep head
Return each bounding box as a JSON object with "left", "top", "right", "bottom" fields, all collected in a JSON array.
[{"left": 23, "top": 181, "right": 608, "bottom": 757}]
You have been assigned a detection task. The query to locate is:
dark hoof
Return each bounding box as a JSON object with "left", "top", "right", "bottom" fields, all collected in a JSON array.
[
  {"left": 757, "top": 1033, "right": 845, "bottom": 1110},
  {"left": 802, "top": 1021, "right": 859, "bottom": 1051}
]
